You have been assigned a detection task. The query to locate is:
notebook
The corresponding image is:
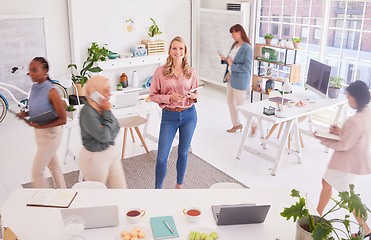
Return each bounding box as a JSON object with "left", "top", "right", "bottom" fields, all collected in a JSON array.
[
  {"left": 211, "top": 204, "right": 270, "bottom": 226},
  {"left": 269, "top": 96, "right": 292, "bottom": 104},
  {"left": 26, "top": 189, "right": 77, "bottom": 208},
  {"left": 315, "top": 131, "right": 340, "bottom": 141},
  {"left": 150, "top": 216, "right": 179, "bottom": 239},
  {"left": 60, "top": 205, "right": 119, "bottom": 229},
  {"left": 112, "top": 90, "right": 140, "bottom": 109}
]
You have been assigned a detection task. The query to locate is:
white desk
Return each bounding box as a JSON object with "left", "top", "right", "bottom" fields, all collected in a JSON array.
[
  {"left": 2, "top": 188, "right": 299, "bottom": 240},
  {"left": 63, "top": 100, "right": 161, "bottom": 165},
  {"left": 236, "top": 95, "right": 348, "bottom": 176}
]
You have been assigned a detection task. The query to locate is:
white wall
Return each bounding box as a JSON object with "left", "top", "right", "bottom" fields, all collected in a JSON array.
[
  {"left": 201, "top": 0, "right": 230, "bottom": 9},
  {"left": 0, "top": 0, "right": 71, "bottom": 80}
]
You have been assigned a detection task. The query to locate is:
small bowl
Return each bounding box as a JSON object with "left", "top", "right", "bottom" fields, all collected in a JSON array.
[
  {"left": 107, "top": 52, "right": 119, "bottom": 59},
  {"left": 287, "top": 101, "right": 295, "bottom": 108}
]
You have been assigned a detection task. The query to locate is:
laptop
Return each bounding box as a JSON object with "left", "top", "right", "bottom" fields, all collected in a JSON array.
[
  {"left": 27, "top": 110, "right": 58, "bottom": 125},
  {"left": 60, "top": 205, "right": 119, "bottom": 229},
  {"left": 112, "top": 90, "right": 140, "bottom": 109},
  {"left": 211, "top": 204, "right": 270, "bottom": 226}
]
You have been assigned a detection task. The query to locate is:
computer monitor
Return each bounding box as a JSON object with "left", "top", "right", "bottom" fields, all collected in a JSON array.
[{"left": 306, "top": 59, "right": 331, "bottom": 98}]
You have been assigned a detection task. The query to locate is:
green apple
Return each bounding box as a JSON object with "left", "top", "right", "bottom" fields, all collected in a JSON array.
[
  {"left": 209, "top": 232, "right": 218, "bottom": 239},
  {"left": 189, "top": 231, "right": 195, "bottom": 240}
]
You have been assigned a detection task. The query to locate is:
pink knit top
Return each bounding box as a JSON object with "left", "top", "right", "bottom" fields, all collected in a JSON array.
[{"left": 321, "top": 106, "right": 371, "bottom": 175}]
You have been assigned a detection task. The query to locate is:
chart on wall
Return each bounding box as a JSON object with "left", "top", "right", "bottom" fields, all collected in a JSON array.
[
  {"left": 0, "top": 17, "right": 47, "bottom": 102},
  {"left": 197, "top": 8, "right": 248, "bottom": 86}
]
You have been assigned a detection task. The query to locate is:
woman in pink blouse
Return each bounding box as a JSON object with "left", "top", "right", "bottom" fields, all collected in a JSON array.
[
  {"left": 149, "top": 36, "right": 198, "bottom": 189},
  {"left": 315, "top": 81, "right": 371, "bottom": 238}
]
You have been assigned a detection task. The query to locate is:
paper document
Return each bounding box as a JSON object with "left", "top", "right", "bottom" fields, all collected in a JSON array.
[
  {"left": 315, "top": 131, "right": 340, "bottom": 141},
  {"left": 27, "top": 190, "right": 77, "bottom": 208}
]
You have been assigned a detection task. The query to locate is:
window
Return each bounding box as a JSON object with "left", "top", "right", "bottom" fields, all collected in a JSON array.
[{"left": 257, "top": 0, "right": 371, "bottom": 89}]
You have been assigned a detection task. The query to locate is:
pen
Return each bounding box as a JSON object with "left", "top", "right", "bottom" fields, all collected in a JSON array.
[{"left": 163, "top": 220, "right": 174, "bottom": 234}]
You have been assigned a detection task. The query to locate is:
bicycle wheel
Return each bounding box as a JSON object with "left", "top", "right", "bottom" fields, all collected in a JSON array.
[
  {"left": 53, "top": 82, "right": 68, "bottom": 99},
  {"left": 0, "top": 96, "right": 8, "bottom": 124}
]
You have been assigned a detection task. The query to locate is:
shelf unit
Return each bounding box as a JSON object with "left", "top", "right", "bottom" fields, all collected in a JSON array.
[
  {"left": 96, "top": 54, "right": 167, "bottom": 71},
  {"left": 251, "top": 43, "right": 301, "bottom": 102}
]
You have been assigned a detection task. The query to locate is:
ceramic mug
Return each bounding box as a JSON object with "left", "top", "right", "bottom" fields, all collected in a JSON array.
[
  {"left": 183, "top": 207, "right": 202, "bottom": 223},
  {"left": 126, "top": 208, "right": 146, "bottom": 224},
  {"left": 287, "top": 101, "right": 295, "bottom": 108}
]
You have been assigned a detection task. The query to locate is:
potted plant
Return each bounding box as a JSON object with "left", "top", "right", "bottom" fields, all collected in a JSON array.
[
  {"left": 328, "top": 76, "right": 344, "bottom": 98},
  {"left": 284, "top": 38, "right": 292, "bottom": 48},
  {"left": 67, "top": 42, "right": 111, "bottom": 95},
  {"left": 264, "top": 33, "right": 274, "bottom": 44},
  {"left": 148, "top": 18, "right": 162, "bottom": 41},
  {"left": 281, "top": 184, "right": 370, "bottom": 240},
  {"left": 65, "top": 105, "right": 77, "bottom": 120},
  {"left": 292, "top": 37, "right": 302, "bottom": 48}
]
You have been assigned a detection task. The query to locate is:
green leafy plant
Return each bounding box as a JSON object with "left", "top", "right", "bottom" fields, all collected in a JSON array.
[
  {"left": 68, "top": 42, "right": 111, "bottom": 87},
  {"left": 65, "top": 105, "right": 76, "bottom": 112},
  {"left": 148, "top": 18, "right": 162, "bottom": 37},
  {"left": 264, "top": 33, "right": 274, "bottom": 39},
  {"left": 292, "top": 37, "right": 303, "bottom": 43},
  {"left": 329, "top": 76, "right": 344, "bottom": 89},
  {"left": 281, "top": 185, "right": 370, "bottom": 240}
]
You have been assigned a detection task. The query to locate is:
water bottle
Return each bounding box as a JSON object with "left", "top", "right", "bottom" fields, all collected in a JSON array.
[{"left": 131, "top": 71, "right": 139, "bottom": 88}]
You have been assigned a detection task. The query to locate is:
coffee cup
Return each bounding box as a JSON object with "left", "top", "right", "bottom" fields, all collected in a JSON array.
[
  {"left": 126, "top": 208, "right": 146, "bottom": 224},
  {"left": 287, "top": 101, "right": 295, "bottom": 108},
  {"left": 183, "top": 207, "right": 201, "bottom": 223}
]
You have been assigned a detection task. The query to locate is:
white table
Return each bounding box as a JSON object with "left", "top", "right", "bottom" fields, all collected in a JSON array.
[
  {"left": 236, "top": 95, "right": 348, "bottom": 176},
  {"left": 63, "top": 100, "right": 161, "bottom": 165},
  {"left": 1, "top": 188, "right": 300, "bottom": 240}
]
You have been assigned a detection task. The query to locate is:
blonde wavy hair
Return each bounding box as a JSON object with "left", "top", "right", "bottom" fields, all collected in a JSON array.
[{"left": 163, "top": 36, "right": 192, "bottom": 79}]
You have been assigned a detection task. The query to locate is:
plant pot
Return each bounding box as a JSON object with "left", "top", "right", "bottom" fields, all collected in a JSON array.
[
  {"left": 284, "top": 41, "right": 292, "bottom": 48},
  {"left": 75, "top": 83, "right": 85, "bottom": 97},
  {"left": 293, "top": 42, "right": 301, "bottom": 48},
  {"left": 328, "top": 87, "right": 340, "bottom": 98},
  {"left": 265, "top": 38, "right": 272, "bottom": 44},
  {"left": 148, "top": 36, "right": 156, "bottom": 42},
  {"left": 66, "top": 111, "right": 77, "bottom": 120},
  {"left": 296, "top": 216, "right": 329, "bottom": 240}
]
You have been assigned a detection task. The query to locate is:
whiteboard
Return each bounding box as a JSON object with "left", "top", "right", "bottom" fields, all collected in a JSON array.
[
  {"left": 197, "top": 9, "right": 246, "bottom": 86},
  {"left": 0, "top": 17, "right": 46, "bottom": 103}
]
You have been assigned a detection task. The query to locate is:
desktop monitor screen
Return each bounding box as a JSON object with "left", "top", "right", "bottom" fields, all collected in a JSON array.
[{"left": 306, "top": 59, "right": 331, "bottom": 97}]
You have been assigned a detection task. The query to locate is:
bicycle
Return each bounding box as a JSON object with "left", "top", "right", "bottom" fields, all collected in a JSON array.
[{"left": 0, "top": 66, "right": 68, "bottom": 123}]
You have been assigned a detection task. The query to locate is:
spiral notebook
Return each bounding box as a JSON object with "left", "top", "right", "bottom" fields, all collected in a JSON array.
[{"left": 150, "top": 216, "right": 179, "bottom": 239}]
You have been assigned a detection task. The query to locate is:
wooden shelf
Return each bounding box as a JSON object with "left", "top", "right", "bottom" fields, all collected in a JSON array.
[
  {"left": 253, "top": 74, "right": 284, "bottom": 83},
  {"left": 255, "top": 43, "right": 301, "bottom": 51},
  {"left": 254, "top": 58, "right": 296, "bottom": 67}
]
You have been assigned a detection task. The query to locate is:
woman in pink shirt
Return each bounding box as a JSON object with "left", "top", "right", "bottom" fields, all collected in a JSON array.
[
  {"left": 315, "top": 81, "right": 371, "bottom": 238},
  {"left": 149, "top": 36, "right": 198, "bottom": 189}
]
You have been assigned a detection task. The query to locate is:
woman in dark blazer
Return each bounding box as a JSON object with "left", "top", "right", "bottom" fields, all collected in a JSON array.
[{"left": 220, "top": 24, "right": 257, "bottom": 134}]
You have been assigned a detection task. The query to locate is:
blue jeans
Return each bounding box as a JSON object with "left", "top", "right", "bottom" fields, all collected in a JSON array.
[{"left": 155, "top": 105, "right": 197, "bottom": 189}]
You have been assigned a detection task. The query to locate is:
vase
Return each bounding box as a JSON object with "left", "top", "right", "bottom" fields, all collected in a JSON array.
[
  {"left": 131, "top": 71, "right": 139, "bottom": 88},
  {"left": 293, "top": 42, "right": 301, "bottom": 49},
  {"left": 284, "top": 41, "right": 292, "bottom": 48},
  {"left": 328, "top": 87, "right": 340, "bottom": 98},
  {"left": 296, "top": 216, "right": 330, "bottom": 240},
  {"left": 149, "top": 36, "right": 156, "bottom": 42},
  {"left": 75, "top": 83, "right": 84, "bottom": 96},
  {"left": 120, "top": 73, "right": 128, "bottom": 88},
  {"left": 66, "top": 111, "right": 76, "bottom": 120}
]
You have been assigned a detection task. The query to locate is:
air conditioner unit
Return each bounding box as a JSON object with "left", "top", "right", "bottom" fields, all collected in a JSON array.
[{"left": 227, "top": 2, "right": 241, "bottom": 11}]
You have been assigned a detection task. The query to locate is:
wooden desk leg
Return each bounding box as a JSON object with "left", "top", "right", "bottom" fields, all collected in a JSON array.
[
  {"left": 265, "top": 123, "right": 279, "bottom": 140},
  {"left": 292, "top": 119, "right": 302, "bottom": 164},
  {"left": 236, "top": 116, "right": 253, "bottom": 159},
  {"left": 271, "top": 119, "right": 294, "bottom": 176},
  {"left": 277, "top": 122, "right": 284, "bottom": 139}
]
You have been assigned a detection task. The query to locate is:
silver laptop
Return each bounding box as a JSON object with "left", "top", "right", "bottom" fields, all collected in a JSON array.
[
  {"left": 112, "top": 90, "right": 139, "bottom": 109},
  {"left": 60, "top": 205, "right": 119, "bottom": 229},
  {"left": 211, "top": 204, "right": 270, "bottom": 226}
]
